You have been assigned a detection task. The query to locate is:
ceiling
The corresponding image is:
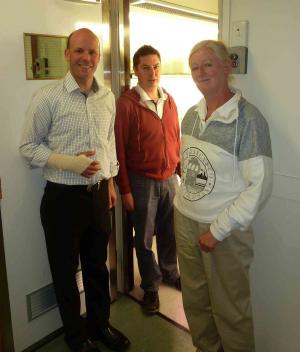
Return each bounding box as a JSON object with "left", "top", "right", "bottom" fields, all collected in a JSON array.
[{"left": 165, "top": 0, "right": 218, "bottom": 14}]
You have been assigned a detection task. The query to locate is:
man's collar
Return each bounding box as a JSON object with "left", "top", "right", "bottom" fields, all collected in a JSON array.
[
  {"left": 64, "top": 71, "right": 99, "bottom": 94},
  {"left": 135, "top": 83, "right": 167, "bottom": 102}
]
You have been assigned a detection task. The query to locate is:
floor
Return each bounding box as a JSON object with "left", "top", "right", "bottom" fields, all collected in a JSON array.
[
  {"left": 128, "top": 240, "right": 189, "bottom": 330},
  {"left": 34, "top": 239, "right": 192, "bottom": 352},
  {"left": 35, "top": 295, "right": 194, "bottom": 352}
]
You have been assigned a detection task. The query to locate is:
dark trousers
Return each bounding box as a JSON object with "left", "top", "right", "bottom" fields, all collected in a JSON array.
[
  {"left": 129, "top": 172, "right": 179, "bottom": 292},
  {"left": 40, "top": 181, "right": 111, "bottom": 348}
]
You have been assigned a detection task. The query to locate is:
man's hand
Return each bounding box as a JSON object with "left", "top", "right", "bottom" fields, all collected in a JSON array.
[
  {"left": 81, "top": 160, "right": 100, "bottom": 178},
  {"left": 121, "top": 193, "right": 135, "bottom": 212},
  {"left": 199, "top": 230, "right": 219, "bottom": 252},
  {"left": 108, "top": 178, "right": 117, "bottom": 209},
  {"left": 78, "top": 150, "right": 100, "bottom": 178}
]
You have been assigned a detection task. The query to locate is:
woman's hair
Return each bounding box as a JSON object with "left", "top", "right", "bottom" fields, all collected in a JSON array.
[{"left": 189, "top": 40, "right": 230, "bottom": 64}]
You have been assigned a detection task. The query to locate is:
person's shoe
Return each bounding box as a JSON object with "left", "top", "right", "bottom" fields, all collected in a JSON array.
[
  {"left": 143, "top": 291, "right": 160, "bottom": 314},
  {"left": 90, "top": 324, "right": 130, "bottom": 351},
  {"left": 70, "top": 339, "right": 100, "bottom": 352}
]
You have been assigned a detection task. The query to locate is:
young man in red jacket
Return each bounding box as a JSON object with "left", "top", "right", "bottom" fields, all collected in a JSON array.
[{"left": 115, "top": 45, "right": 181, "bottom": 313}]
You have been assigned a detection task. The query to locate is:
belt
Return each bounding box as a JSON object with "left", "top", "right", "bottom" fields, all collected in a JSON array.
[
  {"left": 87, "top": 181, "right": 101, "bottom": 192},
  {"left": 46, "top": 180, "right": 102, "bottom": 192}
]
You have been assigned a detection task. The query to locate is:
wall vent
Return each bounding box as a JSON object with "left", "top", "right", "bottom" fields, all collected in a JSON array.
[
  {"left": 26, "top": 284, "right": 57, "bottom": 321},
  {"left": 27, "top": 270, "right": 84, "bottom": 321}
]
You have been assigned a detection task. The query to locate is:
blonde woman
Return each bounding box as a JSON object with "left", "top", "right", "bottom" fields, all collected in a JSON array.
[{"left": 174, "top": 40, "right": 273, "bottom": 352}]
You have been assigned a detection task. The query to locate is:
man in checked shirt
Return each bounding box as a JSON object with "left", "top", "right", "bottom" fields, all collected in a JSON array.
[{"left": 20, "top": 28, "right": 129, "bottom": 352}]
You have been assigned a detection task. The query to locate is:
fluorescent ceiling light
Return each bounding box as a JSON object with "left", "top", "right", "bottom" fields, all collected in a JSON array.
[
  {"left": 130, "top": 0, "right": 217, "bottom": 20},
  {"left": 64, "top": 0, "right": 101, "bottom": 4}
]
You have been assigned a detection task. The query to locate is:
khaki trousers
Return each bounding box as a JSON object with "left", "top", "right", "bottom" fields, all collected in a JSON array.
[{"left": 174, "top": 208, "right": 255, "bottom": 352}]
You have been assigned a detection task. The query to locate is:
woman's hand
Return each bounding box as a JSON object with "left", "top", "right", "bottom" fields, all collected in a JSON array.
[{"left": 199, "top": 230, "right": 219, "bottom": 252}]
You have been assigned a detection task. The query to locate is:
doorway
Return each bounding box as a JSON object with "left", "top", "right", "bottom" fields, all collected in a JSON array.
[
  {"left": 121, "top": 0, "right": 219, "bottom": 329},
  {"left": 129, "top": 0, "right": 218, "bottom": 121}
]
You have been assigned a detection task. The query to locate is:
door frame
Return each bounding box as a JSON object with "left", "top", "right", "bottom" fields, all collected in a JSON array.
[
  {"left": 0, "top": 192, "right": 14, "bottom": 352},
  {"left": 101, "top": 0, "right": 133, "bottom": 295}
]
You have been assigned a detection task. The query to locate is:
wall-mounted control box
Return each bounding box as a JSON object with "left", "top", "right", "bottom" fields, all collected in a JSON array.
[
  {"left": 228, "top": 46, "right": 248, "bottom": 74},
  {"left": 230, "top": 21, "right": 248, "bottom": 47}
]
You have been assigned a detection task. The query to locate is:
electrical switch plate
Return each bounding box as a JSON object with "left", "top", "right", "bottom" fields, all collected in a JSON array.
[
  {"left": 230, "top": 20, "right": 248, "bottom": 47},
  {"left": 228, "top": 46, "right": 248, "bottom": 74}
]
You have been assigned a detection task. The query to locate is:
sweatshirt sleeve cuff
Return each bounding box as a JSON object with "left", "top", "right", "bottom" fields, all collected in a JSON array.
[{"left": 210, "top": 223, "right": 230, "bottom": 242}]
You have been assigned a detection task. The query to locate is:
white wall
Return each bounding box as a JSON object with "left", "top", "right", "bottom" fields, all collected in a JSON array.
[
  {"left": 221, "top": 1, "right": 300, "bottom": 351},
  {"left": 0, "top": 1, "right": 102, "bottom": 351}
]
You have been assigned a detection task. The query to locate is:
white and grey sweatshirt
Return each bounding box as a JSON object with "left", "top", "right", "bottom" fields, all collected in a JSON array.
[{"left": 174, "top": 91, "right": 273, "bottom": 241}]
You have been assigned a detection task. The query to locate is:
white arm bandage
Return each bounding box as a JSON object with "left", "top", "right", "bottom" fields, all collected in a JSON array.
[{"left": 47, "top": 153, "right": 93, "bottom": 174}]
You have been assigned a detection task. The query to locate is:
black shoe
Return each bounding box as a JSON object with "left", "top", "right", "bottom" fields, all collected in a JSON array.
[
  {"left": 143, "top": 291, "right": 160, "bottom": 314},
  {"left": 70, "top": 339, "right": 100, "bottom": 352},
  {"left": 90, "top": 324, "right": 130, "bottom": 351}
]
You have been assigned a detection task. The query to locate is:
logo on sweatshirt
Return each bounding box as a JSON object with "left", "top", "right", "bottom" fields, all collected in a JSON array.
[{"left": 181, "top": 147, "right": 215, "bottom": 201}]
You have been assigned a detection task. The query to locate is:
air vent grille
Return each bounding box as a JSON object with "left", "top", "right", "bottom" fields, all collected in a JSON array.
[
  {"left": 27, "top": 270, "right": 84, "bottom": 321},
  {"left": 27, "top": 284, "right": 57, "bottom": 321}
]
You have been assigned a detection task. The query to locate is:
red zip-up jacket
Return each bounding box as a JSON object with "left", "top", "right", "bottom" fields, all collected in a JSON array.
[{"left": 115, "top": 88, "right": 180, "bottom": 195}]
